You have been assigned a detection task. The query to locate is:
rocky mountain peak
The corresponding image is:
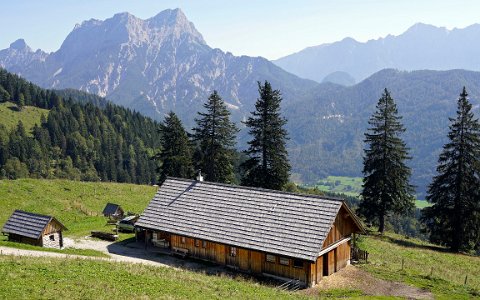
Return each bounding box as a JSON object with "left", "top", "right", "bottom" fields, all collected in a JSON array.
[
  {"left": 9, "top": 39, "right": 30, "bottom": 51},
  {"left": 147, "top": 8, "right": 206, "bottom": 44}
]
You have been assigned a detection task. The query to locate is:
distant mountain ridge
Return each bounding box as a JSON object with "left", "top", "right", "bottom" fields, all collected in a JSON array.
[
  {"left": 0, "top": 8, "right": 317, "bottom": 124},
  {"left": 274, "top": 23, "right": 480, "bottom": 83},
  {"left": 284, "top": 68, "right": 480, "bottom": 197}
]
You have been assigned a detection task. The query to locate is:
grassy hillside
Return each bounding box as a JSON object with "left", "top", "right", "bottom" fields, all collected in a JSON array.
[
  {"left": 0, "top": 255, "right": 307, "bottom": 300},
  {"left": 310, "top": 176, "right": 431, "bottom": 208},
  {"left": 0, "top": 178, "right": 156, "bottom": 237},
  {"left": 358, "top": 232, "right": 480, "bottom": 299},
  {"left": 0, "top": 101, "right": 48, "bottom": 132}
]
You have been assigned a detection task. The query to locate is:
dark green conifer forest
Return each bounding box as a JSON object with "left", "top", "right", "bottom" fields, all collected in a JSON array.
[{"left": 0, "top": 68, "right": 161, "bottom": 183}]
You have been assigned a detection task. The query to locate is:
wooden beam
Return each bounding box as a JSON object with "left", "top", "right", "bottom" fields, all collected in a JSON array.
[{"left": 318, "top": 236, "right": 352, "bottom": 257}]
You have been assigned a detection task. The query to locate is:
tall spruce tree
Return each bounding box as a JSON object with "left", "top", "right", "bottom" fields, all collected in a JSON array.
[
  {"left": 192, "top": 91, "right": 238, "bottom": 183},
  {"left": 155, "top": 112, "right": 194, "bottom": 183},
  {"left": 422, "top": 87, "right": 480, "bottom": 252},
  {"left": 359, "top": 89, "right": 415, "bottom": 233},
  {"left": 241, "top": 81, "right": 290, "bottom": 190}
]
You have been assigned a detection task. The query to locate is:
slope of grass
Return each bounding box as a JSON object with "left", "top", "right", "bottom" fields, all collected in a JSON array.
[
  {"left": 0, "top": 101, "right": 48, "bottom": 132},
  {"left": 310, "top": 176, "right": 431, "bottom": 208},
  {"left": 0, "top": 255, "right": 307, "bottom": 300},
  {"left": 357, "top": 232, "right": 480, "bottom": 299},
  {"left": 0, "top": 178, "right": 157, "bottom": 238},
  {"left": 313, "top": 176, "right": 363, "bottom": 197}
]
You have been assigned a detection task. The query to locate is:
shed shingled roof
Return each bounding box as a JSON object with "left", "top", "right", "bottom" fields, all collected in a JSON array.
[
  {"left": 1, "top": 210, "right": 66, "bottom": 239},
  {"left": 136, "top": 178, "right": 360, "bottom": 261},
  {"left": 102, "top": 203, "right": 122, "bottom": 216}
]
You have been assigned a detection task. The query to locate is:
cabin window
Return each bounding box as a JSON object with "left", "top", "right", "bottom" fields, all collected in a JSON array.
[
  {"left": 279, "top": 257, "right": 289, "bottom": 266},
  {"left": 230, "top": 246, "right": 237, "bottom": 257},
  {"left": 202, "top": 240, "right": 207, "bottom": 248},
  {"left": 180, "top": 236, "right": 186, "bottom": 244},
  {"left": 266, "top": 254, "right": 276, "bottom": 263},
  {"left": 195, "top": 239, "right": 200, "bottom": 247},
  {"left": 49, "top": 235, "right": 55, "bottom": 241},
  {"left": 293, "top": 259, "right": 303, "bottom": 268}
]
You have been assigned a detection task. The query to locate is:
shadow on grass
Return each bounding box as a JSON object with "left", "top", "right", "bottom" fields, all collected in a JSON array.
[
  {"left": 378, "top": 234, "right": 449, "bottom": 253},
  {"left": 7, "top": 105, "right": 20, "bottom": 112}
]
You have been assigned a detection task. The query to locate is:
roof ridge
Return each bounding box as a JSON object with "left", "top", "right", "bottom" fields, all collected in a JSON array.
[{"left": 165, "top": 177, "right": 345, "bottom": 202}]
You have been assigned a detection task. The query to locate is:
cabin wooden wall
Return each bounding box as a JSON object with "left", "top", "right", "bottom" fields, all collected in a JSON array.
[
  {"left": 167, "top": 233, "right": 308, "bottom": 282},
  {"left": 42, "top": 220, "right": 63, "bottom": 236},
  {"left": 322, "top": 206, "right": 356, "bottom": 248},
  {"left": 336, "top": 241, "right": 350, "bottom": 270}
]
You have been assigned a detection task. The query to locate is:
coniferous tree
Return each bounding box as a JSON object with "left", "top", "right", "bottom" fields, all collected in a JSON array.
[
  {"left": 155, "top": 112, "right": 194, "bottom": 182},
  {"left": 359, "top": 89, "right": 415, "bottom": 233},
  {"left": 422, "top": 87, "right": 480, "bottom": 252},
  {"left": 241, "top": 81, "right": 290, "bottom": 190},
  {"left": 193, "top": 91, "right": 238, "bottom": 183}
]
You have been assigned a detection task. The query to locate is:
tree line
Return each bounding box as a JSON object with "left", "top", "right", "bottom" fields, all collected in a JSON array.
[
  {"left": 0, "top": 68, "right": 161, "bottom": 183},
  {"left": 156, "top": 81, "right": 291, "bottom": 191},
  {"left": 359, "top": 88, "right": 480, "bottom": 253}
]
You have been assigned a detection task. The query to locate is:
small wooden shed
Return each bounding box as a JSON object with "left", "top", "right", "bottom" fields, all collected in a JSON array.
[
  {"left": 102, "top": 203, "right": 124, "bottom": 220},
  {"left": 1, "top": 210, "right": 67, "bottom": 249}
]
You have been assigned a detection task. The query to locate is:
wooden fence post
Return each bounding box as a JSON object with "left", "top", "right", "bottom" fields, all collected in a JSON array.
[
  {"left": 464, "top": 275, "right": 468, "bottom": 285},
  {"left": 401, "top": 258, "right": 404, "bottom": 270}
]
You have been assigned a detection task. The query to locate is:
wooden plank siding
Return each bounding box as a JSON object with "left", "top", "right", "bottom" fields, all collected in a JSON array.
[
  {"left": 161, "top": 232, "right": 308, "bottom": 282},
  {"left": 322, "top": 206, "right": 356, "bottom": 248}
]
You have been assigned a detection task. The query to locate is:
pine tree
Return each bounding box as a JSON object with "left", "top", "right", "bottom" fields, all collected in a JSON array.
[
  {"left": 241, "top": 81, "right": 290, "bottom": 190},
  {"left": 359, "top": 89, "right": 415, "bottom": 233},
  {"left": 192, "top": 91, "right": 238, "bottom": 183},
  {"left": 155, "top": 112, "right": 194, "bottom": 182},
  {"left": 421, "top": 87, "right": 480, "bottom": 252}
]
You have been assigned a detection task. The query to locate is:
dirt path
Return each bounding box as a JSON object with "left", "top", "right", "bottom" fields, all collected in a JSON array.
[{"left": 306, "top": 265, "right": 434, "bottom": 299}]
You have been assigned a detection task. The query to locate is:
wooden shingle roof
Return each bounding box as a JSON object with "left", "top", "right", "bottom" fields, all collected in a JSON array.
[
  {"left": 102, "top": 203, "right": 122, "bottom": 216},
  {"left": 1, "top": 210, "right": 66, "bottom": 239},
  {"left": 136, "top": 178, "right": 359, "bottom": 261}
]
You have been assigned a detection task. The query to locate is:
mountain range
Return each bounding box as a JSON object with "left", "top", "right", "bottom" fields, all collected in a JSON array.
[
  {"left": 0, "top": 8, "right": 316, "bottom": 123},
  {"left": 2, "top": 9, "right": 480, "bottom": 197},
  {"left": 274, "top": 23, "right": 480, "bottom": 83}
]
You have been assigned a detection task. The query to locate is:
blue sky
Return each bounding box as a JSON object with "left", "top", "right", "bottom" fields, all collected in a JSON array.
[{"left": 1, "top": 0, "right": 479, "bottom": 59}]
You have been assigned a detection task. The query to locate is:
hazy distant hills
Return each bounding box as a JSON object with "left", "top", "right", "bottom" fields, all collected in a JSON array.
[
  {"left": 274, "top": 23, "right": 480, "bottom": 83},
  {"left": 0, "top": 8, "right": 316, "bottom": 124},
  {"left": 285, "top": 68, "right": 480, "bottom": 197}
]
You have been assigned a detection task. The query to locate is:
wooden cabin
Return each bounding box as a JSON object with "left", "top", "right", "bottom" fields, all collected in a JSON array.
[
  {"left": 1, "top": 210, "right": 67, "bottom": 249},
  {"left": 136, "top": 178, "right": 365, "bottom": 287},
  {"left": 102, "top": 203, "right": 124, "bottom": 220}
]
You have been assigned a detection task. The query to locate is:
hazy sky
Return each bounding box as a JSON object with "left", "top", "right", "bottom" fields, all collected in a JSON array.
[{"left": 1, "top": 0, "right": 479, "bottom": 60}]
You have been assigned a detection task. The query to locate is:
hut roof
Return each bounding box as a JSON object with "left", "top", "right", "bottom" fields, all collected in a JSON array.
[
  {"left": 136, "top": 178, "right": 364, "bottom": 261},
  {"left": 102, "top": 203, "right": 122, "bottom": 216},
  {"left": 1, "top": 210, "right": 67, "bottom": 239}
]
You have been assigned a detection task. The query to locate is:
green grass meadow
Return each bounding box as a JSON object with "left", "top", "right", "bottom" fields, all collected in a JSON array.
[
  {"left": 311, "top": 176, "right": 431, "bottom": 208},
  {"left": 358, "top": 232, "right": 480, "bottom": 299},
  {"left": 0, "top": 101, "right": 48, "bottom": 133},
  {"left": 0, "top": 255, "right": 308, "bottom": 300},
  {"left": 0, "top": 178, "right": 157, "bottom": 238}
]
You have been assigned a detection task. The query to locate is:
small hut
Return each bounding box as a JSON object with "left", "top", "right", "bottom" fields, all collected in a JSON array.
[
  {"left": 102, "top": 203, "right": 124, "bottom": 220},
  {"left": 1, "top": 210, "right": 67, "bottom": 249}
]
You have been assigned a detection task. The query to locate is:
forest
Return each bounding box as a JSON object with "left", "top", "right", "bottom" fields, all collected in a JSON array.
[{"left": 0, "top": 68, "right": 161, "bottom": 183}]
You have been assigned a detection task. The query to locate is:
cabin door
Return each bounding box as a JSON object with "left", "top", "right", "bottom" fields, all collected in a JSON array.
[{"left": 226, "top": 246, "right": 239, "bottom": 267}]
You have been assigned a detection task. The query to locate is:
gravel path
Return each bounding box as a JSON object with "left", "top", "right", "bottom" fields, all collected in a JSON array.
[{"left": 0, "top": 238, "right": 173, "bottom": 267}]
